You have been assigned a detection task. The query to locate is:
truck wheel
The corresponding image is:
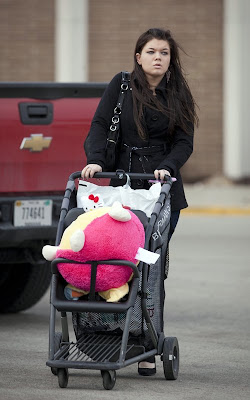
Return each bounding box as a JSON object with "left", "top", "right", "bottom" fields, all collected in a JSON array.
[{"left": 0, "top": 262, "right": 51, "bottom": 313}]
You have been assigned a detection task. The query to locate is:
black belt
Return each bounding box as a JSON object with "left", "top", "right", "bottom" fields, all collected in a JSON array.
[{"left": 122, "top": 143, "right": 166, "bottom": 172}]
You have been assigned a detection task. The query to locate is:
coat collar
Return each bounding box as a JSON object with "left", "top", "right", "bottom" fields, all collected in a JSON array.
[{"left": 155, "top": 74, "right": 167, "bottom": 95}]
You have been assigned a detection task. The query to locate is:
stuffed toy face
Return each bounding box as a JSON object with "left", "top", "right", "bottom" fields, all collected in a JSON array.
[{"left": 42, "top": 202, "right": 145, "bottom": 299}]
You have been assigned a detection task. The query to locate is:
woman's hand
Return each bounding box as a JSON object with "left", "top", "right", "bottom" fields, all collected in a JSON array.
[
  {"left": 154, "top": 169, "right": 171, "bottom": 181},
  {"left": 81, "top": 164, "right": 102, "bottom": 179}
]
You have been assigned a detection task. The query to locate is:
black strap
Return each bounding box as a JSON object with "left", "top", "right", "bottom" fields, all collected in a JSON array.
[
  {"left": 105, "top": 72, "right": 130, "bottom": 171},
  {"left": 106, "top": 71, "right": 130, "bottom": 146}
]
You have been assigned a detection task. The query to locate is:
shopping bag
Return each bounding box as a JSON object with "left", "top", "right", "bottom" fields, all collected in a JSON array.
[{"left": 77, "top": 179, "right": 161, "bottom": 217}]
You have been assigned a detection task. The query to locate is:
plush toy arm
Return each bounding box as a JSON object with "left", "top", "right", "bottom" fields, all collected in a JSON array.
[
  {"left": 109, "top": 201, "right": 131, "bottom": 221},
  {"left": 70, "top": 229, "right": 85, "bottom": 252},
  {"left": 42, "top": 245, "right": 58, "bottom": 261}
]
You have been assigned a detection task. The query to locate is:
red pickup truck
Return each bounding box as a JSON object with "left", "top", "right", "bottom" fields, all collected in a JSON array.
[{"left": 0, "top": 82, "right": 106, "bottom": 312}]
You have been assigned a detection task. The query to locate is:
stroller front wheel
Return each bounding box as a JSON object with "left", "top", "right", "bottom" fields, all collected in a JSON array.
[
  {"left": 51, "top": 332, "right": 63, "bottom": 376},
  {"left": 101, "top": 370, "right": 116, "bottom": 390},
  {"left": 57, "top": 368, "right": 69, "bottom": 388}
]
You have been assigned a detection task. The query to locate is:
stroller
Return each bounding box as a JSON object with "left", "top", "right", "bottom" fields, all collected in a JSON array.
[{"left": 46, "top": 170, "right": 179, "bottom": 390}]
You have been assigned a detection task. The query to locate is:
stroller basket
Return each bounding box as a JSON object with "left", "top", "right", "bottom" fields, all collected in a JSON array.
[
  {"left": 47, "top": 170, "right": 179, "bottom": 389},
  {"left": 49, "top": 332, "right": 149, "bottom": 370}
]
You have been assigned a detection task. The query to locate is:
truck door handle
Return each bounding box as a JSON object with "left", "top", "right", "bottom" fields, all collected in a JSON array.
[
  {"left": 19, "top": 102, "right": 53, "bottom": 125},
  {"left": 28, "top": 105, "right": 48, "bottom": 117}
]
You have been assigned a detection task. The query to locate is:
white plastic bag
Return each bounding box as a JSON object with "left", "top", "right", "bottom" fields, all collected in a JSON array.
[{"left": 77, "top": 179, "right": 161, "bottom": 217}]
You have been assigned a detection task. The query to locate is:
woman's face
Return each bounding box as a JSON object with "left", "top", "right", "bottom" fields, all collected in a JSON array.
[{"left": 136, "top": 38, "right": 171, "bottom": 81}]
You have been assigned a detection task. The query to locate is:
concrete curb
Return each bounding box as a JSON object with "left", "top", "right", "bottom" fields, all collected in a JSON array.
[
  {"left": 183, "top": 181, "right": 250, "bottom": 215},
  {"left": 182, "top": 207, "right": 250, "bottom": 216}
]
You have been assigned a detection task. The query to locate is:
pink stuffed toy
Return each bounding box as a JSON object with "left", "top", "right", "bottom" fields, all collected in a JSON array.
[{"left": 42, "top": 202, "right": 145, "bottom": 302}]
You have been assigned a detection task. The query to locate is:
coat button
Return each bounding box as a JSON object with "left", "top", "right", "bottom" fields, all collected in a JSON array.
[
  {"left": 136, "top": 179, "right": 143, "bottom": 187},
  {"left": 152, "top": 114, "right": 158, "bottom": 121}
]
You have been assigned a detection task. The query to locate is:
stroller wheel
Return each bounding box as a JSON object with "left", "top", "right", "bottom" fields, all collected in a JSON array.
[
  {"left": 101, "top": 370, "right": 116, "bottom": 390},
  {"left": 51, "top": 367, "right": 57, "bottom": 376},
  {"left": 57, "top": 368, "right": 69, "bottom": 388},
  {"left": 51, "top": 332, "right": 63, "bottom": 376},
  {"left": 162, "top": 337, "right": 179, "bottom": 380}
]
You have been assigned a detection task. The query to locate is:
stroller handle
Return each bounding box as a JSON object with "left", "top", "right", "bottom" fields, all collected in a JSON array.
[{"left": 69, "top": 170, "right": 172, "bottom": 182}]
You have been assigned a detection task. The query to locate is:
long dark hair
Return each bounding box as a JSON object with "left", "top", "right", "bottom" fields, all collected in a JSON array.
[{"left": 131, "top": 28, "right": 199, "bottom": 139}]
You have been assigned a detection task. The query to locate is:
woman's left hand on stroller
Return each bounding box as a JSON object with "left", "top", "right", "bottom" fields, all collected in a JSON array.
[{"left": 81, "top": 163, "right": 102, "bottom": 180}]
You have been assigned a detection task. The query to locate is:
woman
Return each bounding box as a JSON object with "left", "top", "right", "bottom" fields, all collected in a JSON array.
[{"left": 82, "top": 28, "right": 198, "bottom": 375}]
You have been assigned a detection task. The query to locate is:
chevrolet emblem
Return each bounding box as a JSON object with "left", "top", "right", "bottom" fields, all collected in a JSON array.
[{"left": 20, "top": 134, "right": 52, "bottom": 152}]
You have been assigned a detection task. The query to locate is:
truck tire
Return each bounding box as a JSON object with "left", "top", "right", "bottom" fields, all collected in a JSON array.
[{"left": 0, "top": 262, "right": 51, "bottom": 313}]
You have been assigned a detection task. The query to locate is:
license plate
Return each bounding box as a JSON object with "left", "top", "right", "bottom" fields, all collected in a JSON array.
[{"left": 14, "top": 199, "right": 52, "bottom": 227}]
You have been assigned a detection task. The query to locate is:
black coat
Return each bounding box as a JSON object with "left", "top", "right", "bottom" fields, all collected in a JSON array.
[{"left": 85, "top": 72, "right": 194, "bottom": 211}]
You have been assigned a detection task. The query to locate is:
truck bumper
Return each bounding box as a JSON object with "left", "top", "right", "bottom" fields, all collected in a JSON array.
[{"left": 0, "top": 195, "right": 62, "bottom": 247}]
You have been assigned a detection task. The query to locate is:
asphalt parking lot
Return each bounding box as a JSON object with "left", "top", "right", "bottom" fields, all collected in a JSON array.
[{"left": 0, "top": 182, "right": 250, "bottom": 399}]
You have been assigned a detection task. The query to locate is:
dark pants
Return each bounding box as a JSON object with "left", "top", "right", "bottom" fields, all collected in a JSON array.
[
  {"left": 164, "top": 210, "right": 180, "bottom": 281},
  {"left": 168, "top": 210, "right": 180, "bottom": 242}
]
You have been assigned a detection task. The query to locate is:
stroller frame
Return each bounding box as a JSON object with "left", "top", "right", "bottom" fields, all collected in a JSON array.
[{"left": 46, "top": 171, "right": 179, "bottom": 389}]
